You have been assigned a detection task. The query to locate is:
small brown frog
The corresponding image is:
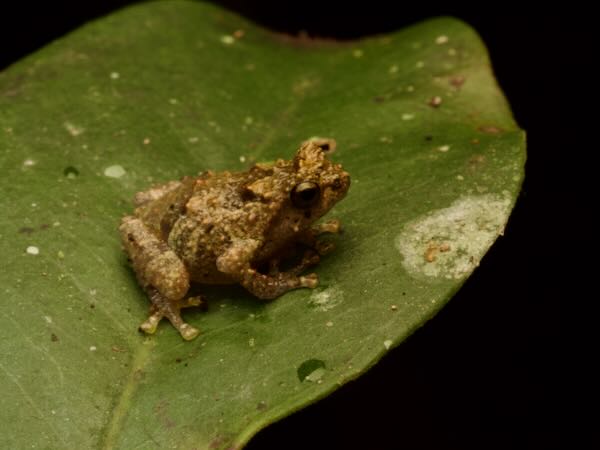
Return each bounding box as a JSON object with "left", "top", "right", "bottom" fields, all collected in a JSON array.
[{"left": 120, "top": 139, "right": 350, "bottom": 340}]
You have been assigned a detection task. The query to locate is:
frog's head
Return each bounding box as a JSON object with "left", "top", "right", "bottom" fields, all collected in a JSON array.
[
  {"left": 290, "top": 139, "right": 350, "bottom": 222},
  {"left": 243, "top": 139, "right": 349, "bottom": 247}
]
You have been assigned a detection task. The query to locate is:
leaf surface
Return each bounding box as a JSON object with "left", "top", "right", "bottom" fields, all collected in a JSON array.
[{"left": 0, "top": 2, "right": 525, "bottom": 448}]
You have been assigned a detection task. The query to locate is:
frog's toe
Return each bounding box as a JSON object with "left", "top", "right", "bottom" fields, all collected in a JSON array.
[
  {"left": 164, "top": 304, "right": 202, "bottom": 340},
  {"left": 141, "top": 290, "right": 204, "bottom": 340},
  {"left": 300, "top": 273, "right": 319, "bottom": 288},
  {"left": 179, "top": 323, "right": 200, "bottom": 341},
  {"left": 316, "top": 219, "right": 342, "bottom": 235},
  {"left": 304, "top": 251, "right": 321, "bottom": 266},
  {"left": 180, "top": 295, "right": 203, "bottom": 308},
  {"left": 315, "top": 241, "right": 335, "bottom": 255},
  {"left": 139, "top": 312, "right": 162, "bottom": 335}
]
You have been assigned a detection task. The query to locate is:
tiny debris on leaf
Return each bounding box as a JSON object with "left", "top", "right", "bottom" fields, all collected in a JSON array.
[{"left": 428, "top": 96, "right": 443, "bottom": 107}]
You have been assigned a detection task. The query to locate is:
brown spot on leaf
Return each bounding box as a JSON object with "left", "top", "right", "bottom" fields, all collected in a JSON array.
[
  {"left": 210, "top": 436, "right": 227, "bottom": 449},
  {"left": 267, "top": 30, "right": 353, "bottom": 49},
  {"left": 51, "top": 333, "right": 59, "bottom": 342},
  {"left": 257, "top": 400, "right": 268, "bottom": 411},
  {"left": 428, "top": 96, "right": 443, "bottom": 108},
  {"left": 154, "top": 399, "right": 176, "bottom": 429},
  {"left": 478, "top": 125, "right": 504, "bottom": 134},
  {"left": 133, "top": 369, "right": 145, "bottom": 382},
  {"left": 19, "top": 227, "right": 35, "bottom": 235},
  {"left": 424, "top": 246, "right": 437, "bottom": 262},
  {"left": 450, "top": 75, "right": 466, "bottom": 88},
  {"left": 468, "top": 154, "right": 486, "bottom": 171},
  {"left": 424, "top": 241, "right": 452, "bottom": 263}
]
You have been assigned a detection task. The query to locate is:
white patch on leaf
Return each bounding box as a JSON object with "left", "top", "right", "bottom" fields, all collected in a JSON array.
[
  {"left": 395, "top": 195, "right": 511, "bottom": 280},
  {"left": 26, "top": 246, "right": 39, "bottom": 255},
  {"left": 308, "top": 286, "right": 343, "bottom": 312},
  {"left": 104, "top": 165, "right": 126, "bottom": 178}
]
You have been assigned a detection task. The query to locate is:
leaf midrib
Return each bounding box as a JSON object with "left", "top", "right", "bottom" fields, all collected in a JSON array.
[{"left": 99, "top": 339, "right": 155, "bottom": 450}]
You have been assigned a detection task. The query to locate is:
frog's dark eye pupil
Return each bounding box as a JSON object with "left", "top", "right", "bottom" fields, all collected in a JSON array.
[
  {"left": 299, "top": 188, "right": 316, "bottom": 201},
  {"left": 291, "top": 182, "right": 320, "bottom": 209}
]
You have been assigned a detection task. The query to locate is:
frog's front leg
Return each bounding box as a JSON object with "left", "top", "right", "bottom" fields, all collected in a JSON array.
[
  {"left": 314, "top": 218, "right": 342, "bottom": 235},
  {"left": 268, "top": 250, "right": 320, "bottom": 276},
  {"left": 299, "top": 219, "right": 342, "bottom": 256},
  {"left": 240, "top": 268, "right": 318, "bottom": 299},
  {"left": 120, "top": 216, "right": 203, "bottom": 340},
  {"left": 216, "top": 238, "right": 318, "bottom": 299}
]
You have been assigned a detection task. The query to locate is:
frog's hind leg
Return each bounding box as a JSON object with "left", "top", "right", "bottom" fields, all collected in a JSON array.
[
  {"left": 133, "top": 180, "right": 182, "bottom": 206},
  {"left": 120, "top": 215, "right": 203, "bottom": 340},
  {"left": 140, "top": 289, "right": 203, "bottom": 341}
]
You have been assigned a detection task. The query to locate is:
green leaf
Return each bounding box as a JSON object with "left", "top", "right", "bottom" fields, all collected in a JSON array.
[{"left": 0, "top": 2, "right": 525, "bottom": 449}]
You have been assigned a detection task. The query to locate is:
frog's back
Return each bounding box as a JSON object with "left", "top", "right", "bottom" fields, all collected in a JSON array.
[
  {"left": 132, "top": 176, "right": 197, "bottom": 239},
  {"left": 169, "top": 171, "right": 263, "bottom": 284}
]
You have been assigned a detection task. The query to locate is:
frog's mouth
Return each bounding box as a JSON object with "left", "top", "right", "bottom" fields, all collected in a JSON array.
[{"left": 318, "top": 168, "right": 351, "bottom": 212}]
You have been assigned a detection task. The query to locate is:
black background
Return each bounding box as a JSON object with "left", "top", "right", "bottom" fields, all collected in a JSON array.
[{"left": 1, "top": 2, "right": 567, "bottom": 449}]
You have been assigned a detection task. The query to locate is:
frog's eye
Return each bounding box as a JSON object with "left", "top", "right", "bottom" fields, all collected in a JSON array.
[{"left": 291, "top": 182, "right": 321, "bottom": 209}]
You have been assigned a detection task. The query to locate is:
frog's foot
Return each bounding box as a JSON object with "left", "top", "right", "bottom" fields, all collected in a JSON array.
[
  {"left": 139, "top": 290, "right": 203, "bottom": 341},
  {"left": 314, "top": 240, "right": 336, "bottom": 256},
  {"left": 268, "top": 249, "right": 321, "bottom": 276},
  {"left": 291, "top": 250, "right": 321, "bottom": 275},
  {"left": 299, "top": 272, "right": 319, "bottom": 288},
  {"left": 242, "top": 268, "right": 319, "bottom": 299},
  {"left": 297, "top": 219, "right": 341, "bottom": 256},
  {"left": 314, "top": 219, "right": 342, "bottom": 235}
]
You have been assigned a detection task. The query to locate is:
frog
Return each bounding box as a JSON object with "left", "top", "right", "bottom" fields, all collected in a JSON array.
[{"left": 119, "top": 138, "right": 350, "bottom": 340}]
